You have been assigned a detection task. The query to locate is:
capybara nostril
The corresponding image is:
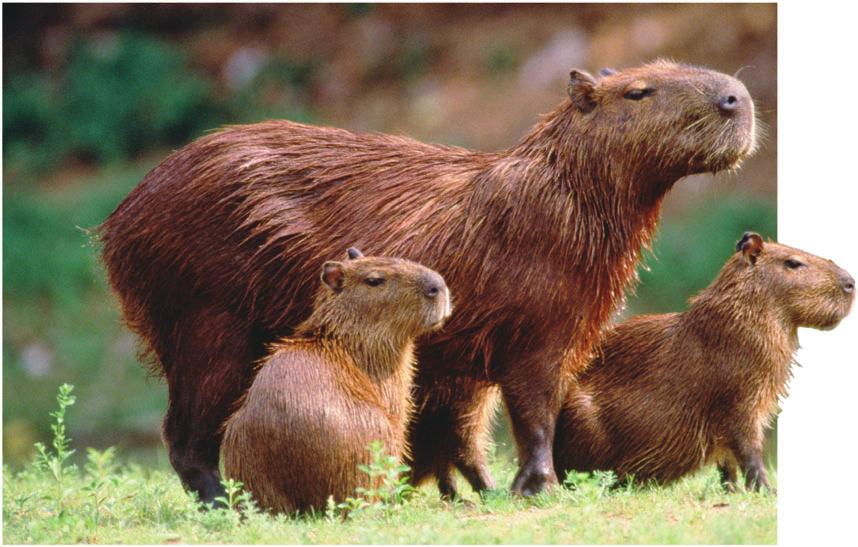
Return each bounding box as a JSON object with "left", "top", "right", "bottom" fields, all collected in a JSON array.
[
  {"left": 841, "top": 272, "right": 855, "bottom": 294},
  {"left": 718, "top": 94, "right": 740, "bottom": 113},
  {"left": 420, "top": 272, "right": 446, "bottom": 299}
]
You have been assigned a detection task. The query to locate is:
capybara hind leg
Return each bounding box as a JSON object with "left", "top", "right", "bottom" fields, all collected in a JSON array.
[
  {"left": 436, "top": 466, "right": 458, "bottom": 500},
  {"left": 454, "top": 459, "right": 495, "bottom": 495},
  {"left": 735, "top": 446, "right": 771, "bottom": 492},
  {"left": 727, "top": 428, "right": 771, "bottom": 493},
  {"left": 406, "top": 384, "right": 464, "bottom": 498},
  {"left": 452, "top": 383, "right": 500, "bottom": 494},
  {"left": 160, "top": 304, "right": 261, "bottom": 506},
  {"left": 718, "top": 461, "right": 739, "bottom": 493},
  {"left": 407, "top": 377, "right": 497, "bottom": 498},
  {"left": 501, "top": 365, "right": 562, "bottom": 496}
]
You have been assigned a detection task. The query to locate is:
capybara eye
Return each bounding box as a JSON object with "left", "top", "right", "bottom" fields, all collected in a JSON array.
[
  {"left": 784, "top": 258, "right": 805, "bottom": 270},
  {"left": 623, "top": 88, "right": 656, "bottom": 100},
  {"left": 364, "top": 276, "right": 385, "bottom": 287}
]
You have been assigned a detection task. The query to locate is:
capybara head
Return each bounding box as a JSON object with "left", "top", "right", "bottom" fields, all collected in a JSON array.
[
  {"left": 730, "top": 232, "right": 854, "bottom": 330},
  {"left": 312, "top": 247, "right": 452, "bottom": 338},
  {"left": 566, "top": 59, "right": 757, "bottom": 175}
]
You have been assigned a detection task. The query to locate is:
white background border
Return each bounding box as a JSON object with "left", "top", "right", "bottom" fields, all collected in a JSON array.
[{"left": 779, "top": 1, "right": 858, "bottom": 545}]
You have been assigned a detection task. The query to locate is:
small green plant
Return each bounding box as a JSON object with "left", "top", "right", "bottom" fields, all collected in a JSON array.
[
  {"left": 214, "top": 476, "right": 257, "bottom": 515},
  {"left": 335, "top": 440, "right": 415, "bottom": 518},
  {"left": 562, "top": 469, "right": 618, "bottom": 504},
  {"left": 32, "top": 383, "right": 78, "bottom": 515},
  {"left": 82, "top": 447, "right": 119, "bottom": 538}
]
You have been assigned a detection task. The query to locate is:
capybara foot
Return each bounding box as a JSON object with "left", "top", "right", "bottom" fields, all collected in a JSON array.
[
  {"left": 175, "top": 464, "right": 226, "bottom": 508},
  {"left": 196, "top": 476, "right": 228, "bottom": 509},
  {"left": 456, "top": 461, "right": 496, "bottom": 496},
  {"left": 744, "top": 466, "right": 770, "bottom": 493},
  {"left": 511, "top": 464, "right": 557, "bottom": 496},
  {"left": 437, "top": 474, "right": 459, "bottom": 501}
]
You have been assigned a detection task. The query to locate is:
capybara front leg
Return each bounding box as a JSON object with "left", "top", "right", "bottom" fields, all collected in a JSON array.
[
  {"left": 502, "top": 379, "right": 561, "bottom": 496},
  {"left": 407, "top": 376, "right": 498, "bottom": 499},
  {"left": 436, "top": 466, "right": 458, "bottom": 501}
]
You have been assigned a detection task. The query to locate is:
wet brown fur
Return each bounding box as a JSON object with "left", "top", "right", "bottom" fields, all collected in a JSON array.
[
  {"left": 554, "top": 235, "right": 854, "bottom": 491},
  {"left": 221, "top": 252, "right": 451, "bottom": 513},
  {"left": 99, "top": 60, "right": 757, "bottom": 501}
]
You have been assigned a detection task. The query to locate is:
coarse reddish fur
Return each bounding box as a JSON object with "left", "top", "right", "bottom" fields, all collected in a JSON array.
[
  {"left": 99, "top": 60, "right": 757, "bottom": 502},
  {"left": 554, "top": 234, "right": 854, "bottom": 491},
  {"left": 221, "top": 251, "right": 451, "bottom": 513}
]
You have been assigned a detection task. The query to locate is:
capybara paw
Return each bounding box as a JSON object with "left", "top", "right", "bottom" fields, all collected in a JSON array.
[
  {"left": 744, "top": 471, "right": 770, "bottom": 493},
  {"left": 511, "top": 467, "right": 557, "bottom": 497}
]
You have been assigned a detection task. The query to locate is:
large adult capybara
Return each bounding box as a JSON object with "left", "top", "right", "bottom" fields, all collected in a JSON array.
[
  {"left": 221, "top": 248, "right": 451, "bottom": 513},
  {"left": 554, "top": 233, "right": 854, "bottom": 491},
  {"left": 99, "top": 60, "right": 757, "bottom": 503}
]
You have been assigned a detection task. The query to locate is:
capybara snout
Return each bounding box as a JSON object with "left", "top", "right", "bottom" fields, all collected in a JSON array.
[
  {"left": 838, "top": 270, "right": 855, "bottom": 294},
  {"left": 713, "top": 78, "right": 752, "bottom": 118}
]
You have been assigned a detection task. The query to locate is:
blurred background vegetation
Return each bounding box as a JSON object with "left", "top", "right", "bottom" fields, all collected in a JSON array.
[{"left": 2, "top": 4, "right": 776, "bottom": 469}]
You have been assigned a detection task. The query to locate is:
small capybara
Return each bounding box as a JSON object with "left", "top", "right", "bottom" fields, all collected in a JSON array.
[
  {"left": 221, "top": 248, "right": 452, "bottom": 513},
  {"left": 99, "top": 60, "right": 757, "bottom": 502},
  {"left": 554, "top": 233, "right": 854, "bottom": 491}
]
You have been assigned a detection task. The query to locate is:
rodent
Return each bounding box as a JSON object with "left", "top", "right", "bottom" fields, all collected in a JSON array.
[
  {"left": 221, "top": 248, "right": 452, "bottom": 513},
  {"left": 99, "top": 59, "right": 757, "bottom": 502},
  {"left": 553, "top": 232, "right": 854, "bottom": 491}
]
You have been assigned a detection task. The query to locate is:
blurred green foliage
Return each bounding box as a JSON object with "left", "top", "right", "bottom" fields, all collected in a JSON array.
[
  {"left": 3, "top": 167, "right": 167, "bottom": 464},
  {"left": 632, "top": 192, "right": 778, "bottom": 314},
  {"left": 60, "top": 34, "right": 217, "bottom": 163},
  {"left": 3, "top": 32, "right": 320, "bottom": 181},
  {"left": 4, "top": 34, "right": 218, "bottom": 177},
  {"left": 226, "top": 57, "right": 319, "bottom": 124}
]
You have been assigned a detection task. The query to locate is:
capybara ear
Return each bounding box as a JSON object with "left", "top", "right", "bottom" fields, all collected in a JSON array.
[
  {"left": 568, "top": 69, "right": 597, "bottom": 113},
  {"left": 346, "top": 247, "right": 364, "bottom": 260},
  {"left": 322, "top": 261, "right": 345, "bottom": 291},
  {"left": 736, "top": 231, "right": 764, "bottom": 265},
  {"left": 598, "top": 67, "right": 618, "bottom": 77}
]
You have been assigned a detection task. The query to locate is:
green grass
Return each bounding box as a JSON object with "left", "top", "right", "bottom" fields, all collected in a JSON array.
[
  {"left": 2, "top": 386, "right": 776, "bottom": 544},
  {"left": 2, "top": 450, "right": 777, "bottom": 544}
]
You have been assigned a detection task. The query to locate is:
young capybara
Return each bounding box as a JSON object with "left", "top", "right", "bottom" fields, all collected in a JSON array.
[
  {"left": 554, "top": 233, "right": 854, "bottom": 491},
  {"left": 221, "top": 248, "right": 452, "bottom": 513},
  {"left": 99, "top": 60, "right": 757, "bottom": 502}
]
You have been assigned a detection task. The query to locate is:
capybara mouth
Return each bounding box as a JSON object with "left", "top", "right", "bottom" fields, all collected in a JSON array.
[
  {"left": 425, "top": 306, "right": 452, "bottom": 332},
  {"left": 703, "top": 116, "right": 757, "bottom": 173},
  {"left": 812, "top": 304, "right": 852, "bottom": 331}
]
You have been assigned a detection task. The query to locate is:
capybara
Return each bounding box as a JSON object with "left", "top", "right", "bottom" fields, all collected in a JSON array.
[
  {"left": 554, "top": 233, "right": 854, "bottom": 491},
  {"left": 99, "top": 60, "right": 757, "bottom": 502},
  {"left": 221, "top": 248, "right": 451, "bottom": 513}
]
